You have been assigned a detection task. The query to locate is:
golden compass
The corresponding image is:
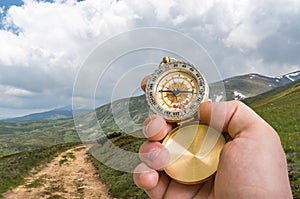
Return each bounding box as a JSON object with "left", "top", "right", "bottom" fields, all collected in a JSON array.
[{"left": 145, "top": 57, "right": 225, "bottom": 184}]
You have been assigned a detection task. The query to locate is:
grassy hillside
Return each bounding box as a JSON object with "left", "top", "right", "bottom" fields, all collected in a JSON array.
[
  {"left": 0, "top": 119, "right": 79, "bottom": 157},
  {"left": 95, "top": 95, "right": 148, "bottom": 132},
  {"left": 244, "top": 80, "right": 300, "bottom": 197},
  {"left": 244, "top": 79, "right": 300, "bottom": 107},
  {"left": 87, "top": 96, "right": 149, "bottom": 198},
  {"left": 0, "top": 77, "right": 299, "bottom": 198},
  {"left": 90, "top": 134, "right": 148, "bottom": 198}
]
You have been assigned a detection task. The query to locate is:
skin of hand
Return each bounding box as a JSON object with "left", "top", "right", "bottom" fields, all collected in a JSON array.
[{"left": 133, "top": 76, "right": 293, "bottom": 199}]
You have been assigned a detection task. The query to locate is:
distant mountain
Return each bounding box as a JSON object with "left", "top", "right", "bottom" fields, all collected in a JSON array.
[
  {"left": 3, "top": 70, "right": 299, "bottom": 122},
  {"left": 83, "top": 70, "right": 298, "bottom": 136},
  {"left": 210, "top": 70, "right": 300, "bottom": 101},
  {"left": 2, "top": 105, "right": 89, "bottom": 122},
  {"left": 86, "top": 70, "right": 300, "bottom": 136},
  {"left": 243, "top": 78, "right": 300, "bottom": 108}
]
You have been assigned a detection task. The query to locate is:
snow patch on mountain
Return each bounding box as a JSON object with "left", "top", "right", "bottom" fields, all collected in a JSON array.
[
  {"left": 285, "top": 71, "right": 300, "bottom": 82},
  {"left": 233, "top": 91, "right": 246, "bottom": 100},
  {"left": 275, "top": 71, "right": 300, "bottom": 83},
  {"left": 286, "top": 76, "right": 295, "bottom": 82}
]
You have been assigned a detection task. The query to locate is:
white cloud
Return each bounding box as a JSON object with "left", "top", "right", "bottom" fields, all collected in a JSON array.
[
  {"left": 1, "top": 0, "right": 135, "bottom": 67},
  {"left": 225, "top": 23, "right": 276, "bottom": 49},
  {"left": 0, "top": 0, "right": 300, "bottom": 117},
  {"left": 0, "top": 30, "right": 28, "bottom": 65},
  {"left": 1, "top": 85, "right": 36, "bottom": 96},
  {"left": 221, "top": 0, "right": 299, "bottom": 49}
]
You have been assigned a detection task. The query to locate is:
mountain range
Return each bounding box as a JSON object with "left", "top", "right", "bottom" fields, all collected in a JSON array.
[
  {"left": 91, "top": 69, "right": 300, "bottom": 139},
  {"left": 210, "top": 70, "right": 300, "bottom": 101},
  {"left": 1, "top": 105, "right": 89, "bottom": 122},
  {"left": 2, "top": 70, "right": 300, "bottom": 122}
]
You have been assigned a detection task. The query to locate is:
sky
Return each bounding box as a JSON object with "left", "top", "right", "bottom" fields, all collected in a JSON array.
[{"left": 0, "top": 0, "right": 300, "bottom": 119}]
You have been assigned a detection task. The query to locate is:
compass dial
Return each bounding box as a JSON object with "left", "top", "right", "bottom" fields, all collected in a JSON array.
[
  {"left": 146, "top": 60, "right": 209, "bottom": 122},
  {"left": 156, "top": 71, "right": 197, "bottom": 111}
]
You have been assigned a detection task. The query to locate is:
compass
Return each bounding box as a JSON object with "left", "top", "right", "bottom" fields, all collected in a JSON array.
[
  {"left": 145, "top": 57, "right": 225, "bottom": 184},
  {"left": 146, "top": 57, "right": 209, "bottom": 122}
]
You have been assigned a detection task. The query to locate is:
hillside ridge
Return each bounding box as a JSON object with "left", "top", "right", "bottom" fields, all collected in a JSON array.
[{"left": 243, "top": 79, "right": 300, "bottom": 107}]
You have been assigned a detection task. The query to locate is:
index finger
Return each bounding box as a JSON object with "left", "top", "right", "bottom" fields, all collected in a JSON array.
[{"left": 141, "top": 75, "right": 174, "bottom": 141}]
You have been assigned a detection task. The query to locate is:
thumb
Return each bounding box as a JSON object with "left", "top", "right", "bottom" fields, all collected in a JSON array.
[{"left": 198, "top": 101, "right": 275, "bottom": 139}]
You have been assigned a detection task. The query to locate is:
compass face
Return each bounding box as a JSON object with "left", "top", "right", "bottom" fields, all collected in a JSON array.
[{"left": 146, "top": 60, "right": 209, "bottom": 121}]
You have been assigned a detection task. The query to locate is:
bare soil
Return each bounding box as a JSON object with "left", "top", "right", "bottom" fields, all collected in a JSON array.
[{"left": 3, "top": 146, "right": 112, "bottom": 199}]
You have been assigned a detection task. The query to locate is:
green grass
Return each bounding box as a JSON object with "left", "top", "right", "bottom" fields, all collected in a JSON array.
[
  {"left": 90, "top": 134, "right": 148, "bottom": 199},
  {"left": 0, "top": 142, "right": 80, "bottom": 197},
  {"left": 91, "top": 157, "right": 148, "bottom": 199},
  {"left": 246, "top": 80, "right": 300, "bottom": 197}
]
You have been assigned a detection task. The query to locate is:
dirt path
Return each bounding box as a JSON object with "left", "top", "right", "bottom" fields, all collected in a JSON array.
[{"left": 3, "top": 146, "right": 112, "bottom": 199}]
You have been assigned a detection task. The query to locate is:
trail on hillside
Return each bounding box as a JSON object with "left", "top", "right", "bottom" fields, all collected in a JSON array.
[{"left": 3, "top": 146, "right": 112, "bottom": 199}]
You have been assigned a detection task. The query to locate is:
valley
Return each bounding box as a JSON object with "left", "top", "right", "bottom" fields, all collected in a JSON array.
[
  {"left": 0, "top": 119, "right": 79, "bottom": 157},
  {"left": 0, "top": 71, "right": 299, "bottom": 198}
]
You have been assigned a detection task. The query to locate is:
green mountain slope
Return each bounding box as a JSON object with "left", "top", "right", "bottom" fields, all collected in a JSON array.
[
  {"left": 96, "top": 95, "right": 148, "bottom": 133},
  {"left": 243, "top": 79, "right": 300, "bottom": 108},
  {"left": 244, "top": 80, "right": 300, "bottom": 197},
  {"left": 0, "top": 119, "right": 79, "bottom": 157}
]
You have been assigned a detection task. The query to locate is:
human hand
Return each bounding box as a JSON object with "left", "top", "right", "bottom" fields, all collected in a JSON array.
[{"left": 133, "top": 77, "right": 293, "bottom": 199}]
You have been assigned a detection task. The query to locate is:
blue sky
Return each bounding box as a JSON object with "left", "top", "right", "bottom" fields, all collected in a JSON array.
[
  {"left": 0, "top": 0, "right": 23, "bottom": 28},
  {"left": 0, "top": 0, "right": 23, "bottom": 8},
  {"left": 0, "top": 0, "right": 83, "bottom": 11},
  {"left": 0, "top": 0, "right": 300, "bottom": 118}
]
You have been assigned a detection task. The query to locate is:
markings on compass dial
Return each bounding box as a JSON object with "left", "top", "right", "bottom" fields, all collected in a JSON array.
[
  {"left": 146, "top": 61, "right": 208, "bottom": 120},
  {"left": 156, "top": 71, "right": 199, "bottom": 113}
]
